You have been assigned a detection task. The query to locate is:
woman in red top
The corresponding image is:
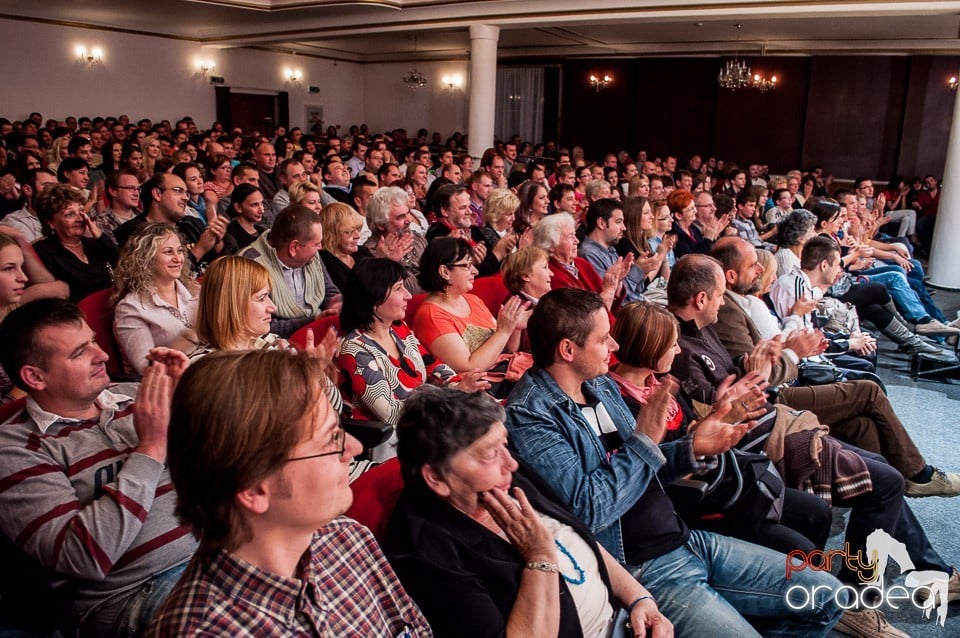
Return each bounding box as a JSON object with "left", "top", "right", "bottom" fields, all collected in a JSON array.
[{"left": 533, "top": 212, "right": 623, "bottom": 313}]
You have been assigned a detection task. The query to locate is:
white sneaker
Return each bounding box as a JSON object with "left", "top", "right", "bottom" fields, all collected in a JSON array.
[{"left": 834, "top": 608, "right": 911, "bottom": 638}]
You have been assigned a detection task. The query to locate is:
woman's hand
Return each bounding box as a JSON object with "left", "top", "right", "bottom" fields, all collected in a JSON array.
[
  {"left": 480, "top": 487, "right": 556, "bottom": 563},
  {"left": 632, "top": 376, "right": 678, "bottom": 444},
  {"left": 303, "top": 325, "right": 339, "bottom": 362},
  {"left": 453, "top": 369, "right": 492, "bottom": 393},
  {"left": 628, "top": 598, "right": 673, "bottom": 638},
  {"left": 497, "top": 295, "right": 532, "bottom": 335}
]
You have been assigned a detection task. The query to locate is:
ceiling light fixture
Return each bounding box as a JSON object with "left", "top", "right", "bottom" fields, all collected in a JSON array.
[
  {"left": 718, "top": 25, "right": 752, "bottom": 90},
  {"left": 402, "top": 36, "right": 429, "bottom": 90}
]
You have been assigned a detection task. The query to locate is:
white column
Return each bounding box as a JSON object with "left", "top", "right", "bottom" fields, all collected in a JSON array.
[
  {"left": 467, "top": 24, "right": 499, "bottom": 161},
  {"left": 928, "top": 86, "right": 960, "bottom": 289}
]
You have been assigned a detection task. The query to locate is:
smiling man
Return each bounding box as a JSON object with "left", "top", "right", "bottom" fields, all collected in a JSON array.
[
  {"left": 0, "top": 299, "right": 198, "bottom": 636},
  {"left": 146, "top": 349, "right": 431, "bottom": 637}
]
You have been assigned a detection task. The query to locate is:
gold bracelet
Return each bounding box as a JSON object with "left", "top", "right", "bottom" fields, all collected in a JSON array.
[{"left": 525, "top": 560, "right": 560, "bottom": 573}]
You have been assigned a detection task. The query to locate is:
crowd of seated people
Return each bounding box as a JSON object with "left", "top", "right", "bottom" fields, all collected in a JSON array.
[{"left": 1, "top": 110, "right": 959, "bottom": 638}]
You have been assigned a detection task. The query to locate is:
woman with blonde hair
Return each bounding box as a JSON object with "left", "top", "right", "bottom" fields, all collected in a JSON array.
[
  {"left": 289, "top": 180, "right": 322, "bottom": 214},
  {"left": 112, "top": 222, "right": 200, "bottom": 375},
  {"left": 319, "top": 202, "right": 373, "bottom": 290},
  {"left": 46, "top": 135, "right": 71, "bottom": 172},
  {"left": 627, "top": 173, "right": 650, "bottom": 199},
  {"left": 479, "top": 188, "right": 521, "bottom": 257},
  {"left": 141, "top": 134, "right": 163, "bottom": 177},
  {"left": 189, "top": 255, "right": 340, "bottom": 399}
]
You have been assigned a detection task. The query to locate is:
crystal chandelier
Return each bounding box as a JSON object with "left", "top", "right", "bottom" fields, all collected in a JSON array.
[
  {"left": 718, "top": 58, "right": 752, "bottom": 90},
  {"left": 752, "top": 73, "right": 778, "bottom": 93},
  {"left": 402, "top": 36, "right": 429, "bottom": 91}
]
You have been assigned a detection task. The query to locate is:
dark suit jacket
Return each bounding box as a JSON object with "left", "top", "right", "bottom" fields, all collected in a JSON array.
[{"left": 383, "top": 462, "right": 615, "bottom": 638}]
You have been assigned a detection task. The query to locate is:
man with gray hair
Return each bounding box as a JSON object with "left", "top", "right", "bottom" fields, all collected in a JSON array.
[{"left": 365, "top": 186, "right": 428, "bottom": 293}]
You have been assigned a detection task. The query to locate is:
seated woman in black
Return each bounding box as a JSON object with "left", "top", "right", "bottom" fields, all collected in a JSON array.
[
  {"left": 385, "top": 386, "right": 672, "bottom": 638},
  {"left": 608, "top": 300, "right": 832, "bottom": 554},
  {"left": 33, "top": 183, "right": 118, "bottom": 302}
]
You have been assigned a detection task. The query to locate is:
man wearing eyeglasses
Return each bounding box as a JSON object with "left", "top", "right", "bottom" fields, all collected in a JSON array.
[
  {"left": 95, "top": 169, "right": 141, "bottom": 244},
  {"left": 147, "top": 349, "right": 432, "bottom": 637},
  {"left": 114, "top": 173, "right": 230, "bottom": 267}
]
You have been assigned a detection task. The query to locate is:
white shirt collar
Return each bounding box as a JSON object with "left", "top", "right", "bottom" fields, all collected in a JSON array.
[{"left": 26, "top": 388, "right": 135, "bottom": 434}]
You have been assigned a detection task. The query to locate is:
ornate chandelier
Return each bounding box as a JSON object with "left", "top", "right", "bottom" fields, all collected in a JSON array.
[
  {"left": 718, "top": 58, "right": 752, "bottom": 90},
  {"left": 402, "top": 36, "right": 429, "bottom": 91}
]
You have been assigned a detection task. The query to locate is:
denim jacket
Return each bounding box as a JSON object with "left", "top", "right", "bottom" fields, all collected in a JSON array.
[{"left": 505, "top": 367, "right": 703, "bottom": 564}]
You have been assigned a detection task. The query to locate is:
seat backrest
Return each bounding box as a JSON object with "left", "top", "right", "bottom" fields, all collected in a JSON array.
[
  {"left": 345, "top": 458, "right": 403, "bottom": 542},
  {"left": 77, "top": 289, "right": 125, "bottom": 379},
  {"left": 289, "top": 315, "right": 341, "bottom": 350},
  {"left": 405, "top": 293, "right": 427, "bottom": 326},
  {"left": 470, "top": 274, "right": 509, "bottom": 317}
]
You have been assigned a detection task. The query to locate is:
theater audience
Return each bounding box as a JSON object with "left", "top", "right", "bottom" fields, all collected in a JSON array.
[
  {"left": 112, "top": 222, "right": 200, "bottom": 375},
  {"left": 0, "top": 299, "right": 198, "bottom": 636},
  {"left": 146, "top": 349, "right": 430, "bottom": 637},
  {"left": 609, "top": 300, "right": 831, "bottom": 554},
  {"left": 504, "top": 288, "right": 844, "bottom": 637},
  {"left": 385, "top": 386, "right": 673, "bottom": 638},
  {"left": 241, "top": 204, "right": 341, "bottom": 338},
  {"left": 337, "top": 258, "right": 487, "bottom": 426},
  {"left": 319, "top": 202, "right": 372, "bottom": 291},
  {"left": 0, "top": 231, "right": 68, "bottom": 402},
  {"left": 33, "top": 183, "right": 118, "bottom": 302},
  {"left": 413, "top": 237, "right": 529, "bottom": 373},
  {"left": 224, "top": 183, "right": 268, "bottom": 250},
  {"left": 535, "top": 212, "right": 624, "bottom": 313}
]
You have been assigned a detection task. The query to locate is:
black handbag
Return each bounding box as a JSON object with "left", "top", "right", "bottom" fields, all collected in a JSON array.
[{"left": 668, "top": 448, "right": 785, "bottom": 528}]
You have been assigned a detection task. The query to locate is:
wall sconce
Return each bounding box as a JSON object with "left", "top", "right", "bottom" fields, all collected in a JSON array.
[
  {"left": 589, "top": 73, "right": 612, "bottom": 92},
  {"left": 195, "top": 59, "right": 216, "bottom": 77},
  {"left": 441, "top": 73, "right": 464, "bottom": 90},
  {"left": 949, "top": 75, "right": 958, "bottom": 91},
  {"left": 285, "top": 68, "right": 303, "bottom": 84},
  {"left": 75, "top": 45, "right": 103, "bottom": 66},
  {"left": 752, "top": 72, "right": 779, "bottom": 93}
]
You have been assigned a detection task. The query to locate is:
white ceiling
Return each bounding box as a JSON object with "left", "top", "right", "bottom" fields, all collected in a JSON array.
[{"left": 2, "top": 0, "right": 960, "bottom": 62}]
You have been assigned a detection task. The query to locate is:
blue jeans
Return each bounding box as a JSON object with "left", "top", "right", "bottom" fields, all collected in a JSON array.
[
  {"left": 878, "top": 259, "right": 944, "bottom": 321},
  {"left": 635, "top": 530, "right": 844, "bottom": 637},
  {"left": 861, "top": 266, "right": 928, "bottom": 323},
  {"left": 112, "top": 562, "right": 187, "bottom": 638}
]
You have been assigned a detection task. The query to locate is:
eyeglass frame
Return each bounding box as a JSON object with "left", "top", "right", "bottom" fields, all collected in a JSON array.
[{"left": 284, "top": 423, "right": 346, "bottom": 462}]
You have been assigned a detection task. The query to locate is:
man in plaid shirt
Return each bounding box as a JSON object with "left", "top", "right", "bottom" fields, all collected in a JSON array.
[{"left": 147, "top": 349, "right": 430, "bottom": 637}]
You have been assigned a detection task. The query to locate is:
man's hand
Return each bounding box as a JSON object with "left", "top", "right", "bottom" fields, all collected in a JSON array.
[
  {"left": 471, "top": 241, "right": 488, "bottom": 267},
  {"left": 714, "top": 371, "right": 768, "bottom": 424},
  {"left": 377, "top": 231, "right": 414, "bottom": 262},
  {"left": 849, "top": 331, "right": 878, "bottom": 355},
  {"left": 784, "top": 328, "right": 827, "bottom": 359},
  {"left": 789, "top": 295, "right": 817, "bottom": 318},
  {"left": 688, "top": 403, "right": 750, "bottom": 456},
  {"left": 633, "top": 377, "right": 678, "bottom": 444},
  {"left": 133, "top": 362, "right": 174, "bottom": 463}
]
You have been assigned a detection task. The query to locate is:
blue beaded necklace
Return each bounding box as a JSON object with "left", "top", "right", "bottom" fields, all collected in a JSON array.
[{"left": 554, "top": 539, "right": 586, "bottom": 585}]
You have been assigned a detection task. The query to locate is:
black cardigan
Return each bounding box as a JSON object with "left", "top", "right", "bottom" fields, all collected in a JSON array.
[{"left": 383, "top": 460, "right": 616, "bottom": 638}]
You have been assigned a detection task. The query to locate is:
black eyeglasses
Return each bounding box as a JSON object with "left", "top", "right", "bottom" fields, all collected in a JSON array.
[
  {"left": 285, "top": 425, "right": 346, "bottom": 462},
  {"left": 447, "top": 262, "right": 476, "bottom": 270}
]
